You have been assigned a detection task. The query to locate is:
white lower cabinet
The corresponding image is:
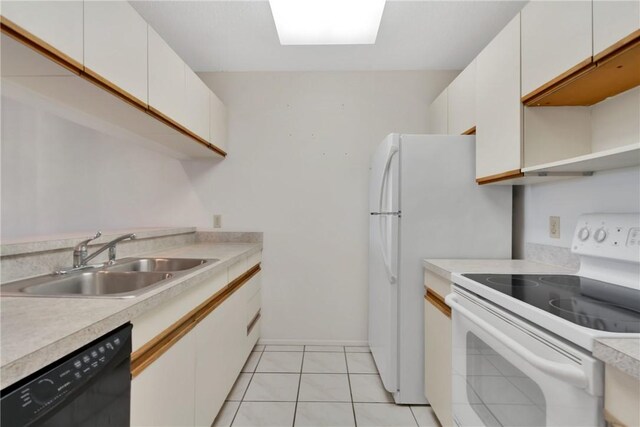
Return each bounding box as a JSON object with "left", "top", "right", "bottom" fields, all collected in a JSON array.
[
  {"left": 194, "top": 289, "right": 246, "bottom": 426},
  {"left": 131, "top": 333, "right": 196, "bottom": 427},
  {"left": 424, "top": 270, "right": 453, "bottom": 427},
  {"left": 130, "top": 256, "right": 262, "bottom": 427}
]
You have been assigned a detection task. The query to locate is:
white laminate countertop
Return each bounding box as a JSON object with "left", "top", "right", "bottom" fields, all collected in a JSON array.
[
  {"left": 0, "top": 242, "right": 262, "bottom": 389},
  {"left": 422, "top": 259, "right": 574, "bottom": 281},
  {"left": 593, "top": 338, "right": 640, "bottom": 379}
]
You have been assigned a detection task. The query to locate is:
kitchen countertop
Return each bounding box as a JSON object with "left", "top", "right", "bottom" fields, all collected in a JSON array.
[
  {"left": 422, "top": 259, "right": 574, "bottom": 281},
  {"left": 0, "top": 241, "right": 262, "bottom": 389},
  {"left": 593, "top": 338, "right": 640, "bottom": 379}
]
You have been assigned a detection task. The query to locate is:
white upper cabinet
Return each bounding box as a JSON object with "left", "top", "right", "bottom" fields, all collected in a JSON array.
[
  {"left": 210, "top": 91, "right": 228, "bottom": 151},
  {"left": 448, "top": 59, "right": 476, "bottom": 135},
  {"left": 521, "top": 0, "right": 592, "bottom": 98},
  {"left": 427, "top": 89, "right": 448, "bottom": 134},
  {"left": 148, "top": 26, "right": 186, "bottom": 125},
  {"left": 1, "top": 1, "right": 83, "bottom": 67},
  {"left": 84, "top": 0, "right": 148, "bottom": 105},
  {"left": 593, "top": 0, "right": 640, "bottom": 58},
  {"left": 185, "top": 67, "right": 210, "bottom": 141},
  {"left": 476, "top": 14, "right": 522, "bottom": 180}
]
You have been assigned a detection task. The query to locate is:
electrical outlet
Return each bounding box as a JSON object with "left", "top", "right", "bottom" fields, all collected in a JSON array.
[
  {"left": 549, "top": 216, "right": 560, "bottom": 239},
  {"left": 213, "top": 214, "right": 222, "bottom": 229}
]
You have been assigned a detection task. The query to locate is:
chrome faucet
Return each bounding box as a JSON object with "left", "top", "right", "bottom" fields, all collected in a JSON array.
[{"left": 72, "top": 232, "right": 136, "bottom": 268}]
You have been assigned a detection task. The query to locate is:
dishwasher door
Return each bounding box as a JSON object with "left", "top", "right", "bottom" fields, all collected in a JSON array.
[{"left": 1, "top": 324, "right": 132, "bottom": 427}]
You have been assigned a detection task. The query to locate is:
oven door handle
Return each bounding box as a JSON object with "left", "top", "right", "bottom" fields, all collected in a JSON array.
[{"left": 446, "top": 294, "right": 589, "bottom": 390}]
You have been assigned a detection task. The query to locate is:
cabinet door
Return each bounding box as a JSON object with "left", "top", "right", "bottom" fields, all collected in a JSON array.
[
  {"left": 1, "top": 0, "right": 83, "bottom": 67},
  {"left": 131, "top": 333, "right": 196, "bottom": 427},
  {"left": 424, "top": 298, "right": 452, "bottom": 427},
  {"left": 194, "top": 290, "right": 246, "bottom": 427},
  {"left": 185, "top": 67, "right": 210, "bottom": 141},
  {"left": 448, "top": 60, "right": 476, "bottom": 135},
  {"left": 427, "top": 89, "right": 448, "bottom": 134},
  {"left": 148, "top": 26, "right": 186, "bottom": 124},
  {"left": 521, "top": 0, "right": 592, "bottom": 98},
  {"left": 476, "top": 14, "right": 522, "bottom": 180},
  {"left": 210, "top": 91, "right": 228, "bottom": 151},
  {"left": 84, "top": 0, "right": 148, "bottom": 105},
  {"left": 593, "top": 0, "right": 640, "bottom": 58}
]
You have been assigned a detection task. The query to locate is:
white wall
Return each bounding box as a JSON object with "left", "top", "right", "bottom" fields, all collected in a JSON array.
[
  {"left": 0, "top": 97, "right": 208, "bottom": 239},
  {"left": 522, "top": 166, "right": 640, "bottom": 248},
  {"left": 193, "top": 71, "right": 456, "bottom": 344}
]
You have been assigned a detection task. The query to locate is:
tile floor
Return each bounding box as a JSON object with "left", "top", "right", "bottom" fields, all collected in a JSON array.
[{"left": 213, "top": 345, "right": 441, "bottom": 427}]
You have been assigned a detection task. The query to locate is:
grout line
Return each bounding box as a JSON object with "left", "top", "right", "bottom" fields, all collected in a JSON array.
[
  {"left": 229, "top": 345, "right": 265, "bottom": 426},
  {"left": 409, "top": 406, "right": 421, "bottom": 427},
  {"left": 292, "top": 345, "right": 305, "bottom": 427},
  {"left": 344, "top": 346, "right": 358, "bottom": 427}
]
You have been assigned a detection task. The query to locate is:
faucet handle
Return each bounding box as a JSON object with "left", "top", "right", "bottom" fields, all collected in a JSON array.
[{"left": 75, "top": 231, "right": 102, "bottom": 251}]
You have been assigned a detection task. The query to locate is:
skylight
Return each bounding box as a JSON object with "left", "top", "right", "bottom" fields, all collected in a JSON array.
[{"left": 269, "top": 0, "right": 387, "bottom": 46}]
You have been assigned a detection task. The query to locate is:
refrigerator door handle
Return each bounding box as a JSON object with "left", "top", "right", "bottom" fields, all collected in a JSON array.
[{"left": 378, "top": 146, "right": 399, "bottom": 285}]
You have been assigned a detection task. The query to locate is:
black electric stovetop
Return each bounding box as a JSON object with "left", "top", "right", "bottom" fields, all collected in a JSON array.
[{"left": 462, "top": 274, "right": 640, "bottom": 333}]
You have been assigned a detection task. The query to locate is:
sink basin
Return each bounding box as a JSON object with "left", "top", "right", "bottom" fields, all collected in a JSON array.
[
  {"left": 0, "top": 257, "right": 217, "bottom": 299},
  {"left": 19, "top": 271, "right": 173, "bottom": 298},
  {"left": 107, "top": 258, "right": 213, "bottom": 273}
]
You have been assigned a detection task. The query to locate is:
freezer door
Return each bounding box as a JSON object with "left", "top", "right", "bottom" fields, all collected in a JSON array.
[{"left": 368, "top": 134, "right": 400, "bottom": 394}]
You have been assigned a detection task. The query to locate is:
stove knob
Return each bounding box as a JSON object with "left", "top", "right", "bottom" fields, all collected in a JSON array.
[
  {"left": 578, "top": 227, "right": 590, "bottom": 241},
  {"left": 594, "top": 228, "right": 607, "bottom": 243}
]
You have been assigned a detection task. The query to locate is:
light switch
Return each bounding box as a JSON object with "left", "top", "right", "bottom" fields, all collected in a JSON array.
[{"left": 213, "top": 214, "right": 222, "bottom": 229}]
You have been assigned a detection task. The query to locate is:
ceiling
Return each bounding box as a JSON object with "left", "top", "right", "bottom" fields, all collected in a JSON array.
[{"left": 131, "top": 0, "right": 527, "bottom": 72}]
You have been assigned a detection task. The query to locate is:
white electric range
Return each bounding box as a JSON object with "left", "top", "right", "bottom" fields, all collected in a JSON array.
[{"left": 448, "top": 213, "right": 640, "bottom": 427}]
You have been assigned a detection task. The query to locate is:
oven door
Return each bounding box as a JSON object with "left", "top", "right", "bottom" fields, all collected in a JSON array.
[{"left": 447, "top": 287, "right": 604, "bottom": 427}]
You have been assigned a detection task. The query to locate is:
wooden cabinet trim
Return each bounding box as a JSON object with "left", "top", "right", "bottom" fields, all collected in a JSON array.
[
  {"left": 131, "top": 264, "right": 261, "bottom": 377},
  {"left": 595, "top": 29, "right": 640, "bottom": 62},
  {"left": 476, "top": 169, "right": 524, "bottom": 185},
  {"left": 604, "top": 408, "right": 629, "bottom": 427},
  {"left": 0, "top": 16, "right": 82, "bottom": 74},
  {"left": 148, "top": 106, "right": 227, "bottom": 157},
  {"left": 521, "top": 57, "right": 595, "bottom": 104},
  {"left": 0, "top": 17, "right": 228, "bottom": 158},
  {"left": 462, "top": 126, "right": 476, "bottom": 135},
  {"left": 523, "top": 31, "right": 640, "bottom": 107},
  {"left": 425, "top": 289, "right": 451, "bottom": 318},
  {"left": 82, "top": 66, "right": 148, "bottom": 111}
]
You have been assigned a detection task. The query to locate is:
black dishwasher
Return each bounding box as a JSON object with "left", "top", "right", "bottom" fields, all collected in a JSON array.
[{"left": 1, "top": 324, "right": 132, "bottom": 427}]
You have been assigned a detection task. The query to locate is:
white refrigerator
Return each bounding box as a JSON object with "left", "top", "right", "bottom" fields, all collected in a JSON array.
[{"left": 368, "top": 134, "right": 512, "bottom": 404}]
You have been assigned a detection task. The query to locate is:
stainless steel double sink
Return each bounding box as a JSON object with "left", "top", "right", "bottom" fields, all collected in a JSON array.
[{"left": 0, "top": 258, "right": 218, "bottom": 299}]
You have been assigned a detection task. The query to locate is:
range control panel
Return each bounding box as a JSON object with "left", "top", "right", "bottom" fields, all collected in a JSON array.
[
  {"left": 0, "top": 325, "right": 131, "bottom": 427},
  {"left": 572, "top": 213, "right": 640, "bottom": 263}
]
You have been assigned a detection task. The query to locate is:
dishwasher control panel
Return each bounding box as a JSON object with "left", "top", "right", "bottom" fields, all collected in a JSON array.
[{"left": 1, "top": 324, "right": 131, "bottom": 427}]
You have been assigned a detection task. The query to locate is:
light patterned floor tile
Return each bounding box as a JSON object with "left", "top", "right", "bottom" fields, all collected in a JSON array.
[
  {"left": 256, "top": 351, "right": 303, "bottom": 373},
  {"left": 265, "top": 345, "right": 304, "bottom": 352},
  {"left": 232, "top": 401, "right": 296, "bottom": 427},
  {"left": 213, "top": 401, "right": 240, "bottom": 427},
  {"left": 241, "top": 352, "right": 262, "bottom": 373},
  {"left": 410, "top": 406, "right": 441, "bottom": 427},
  {"left": 294, "top": 402, "right": 356, "bottom": 427},
  {"left": 227, "top": 373, "right": 253, "bottom": 401},
  {"left": 305, "top": 345, "right": 345, "bottom": 352},
  {"left": 354, "top": 403, "right": 418, "bottom": 427},
  {"left": 346, "top": 353, "right": 378, "bottom": 373},
  {"left": 350, "top": 374, "right": 393, "bottom": 403},
  {"left": 243, "top": 373, "right": 300, "bottom": 402},
  {"left": 303, "top": 352, "right": 348, "bottom": 373},
  {"left": 345, "top": 346, "right": 371, "bottom": 353},
  {"left": 298, "top": 374, "right": 351, "bottom": 402}
]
